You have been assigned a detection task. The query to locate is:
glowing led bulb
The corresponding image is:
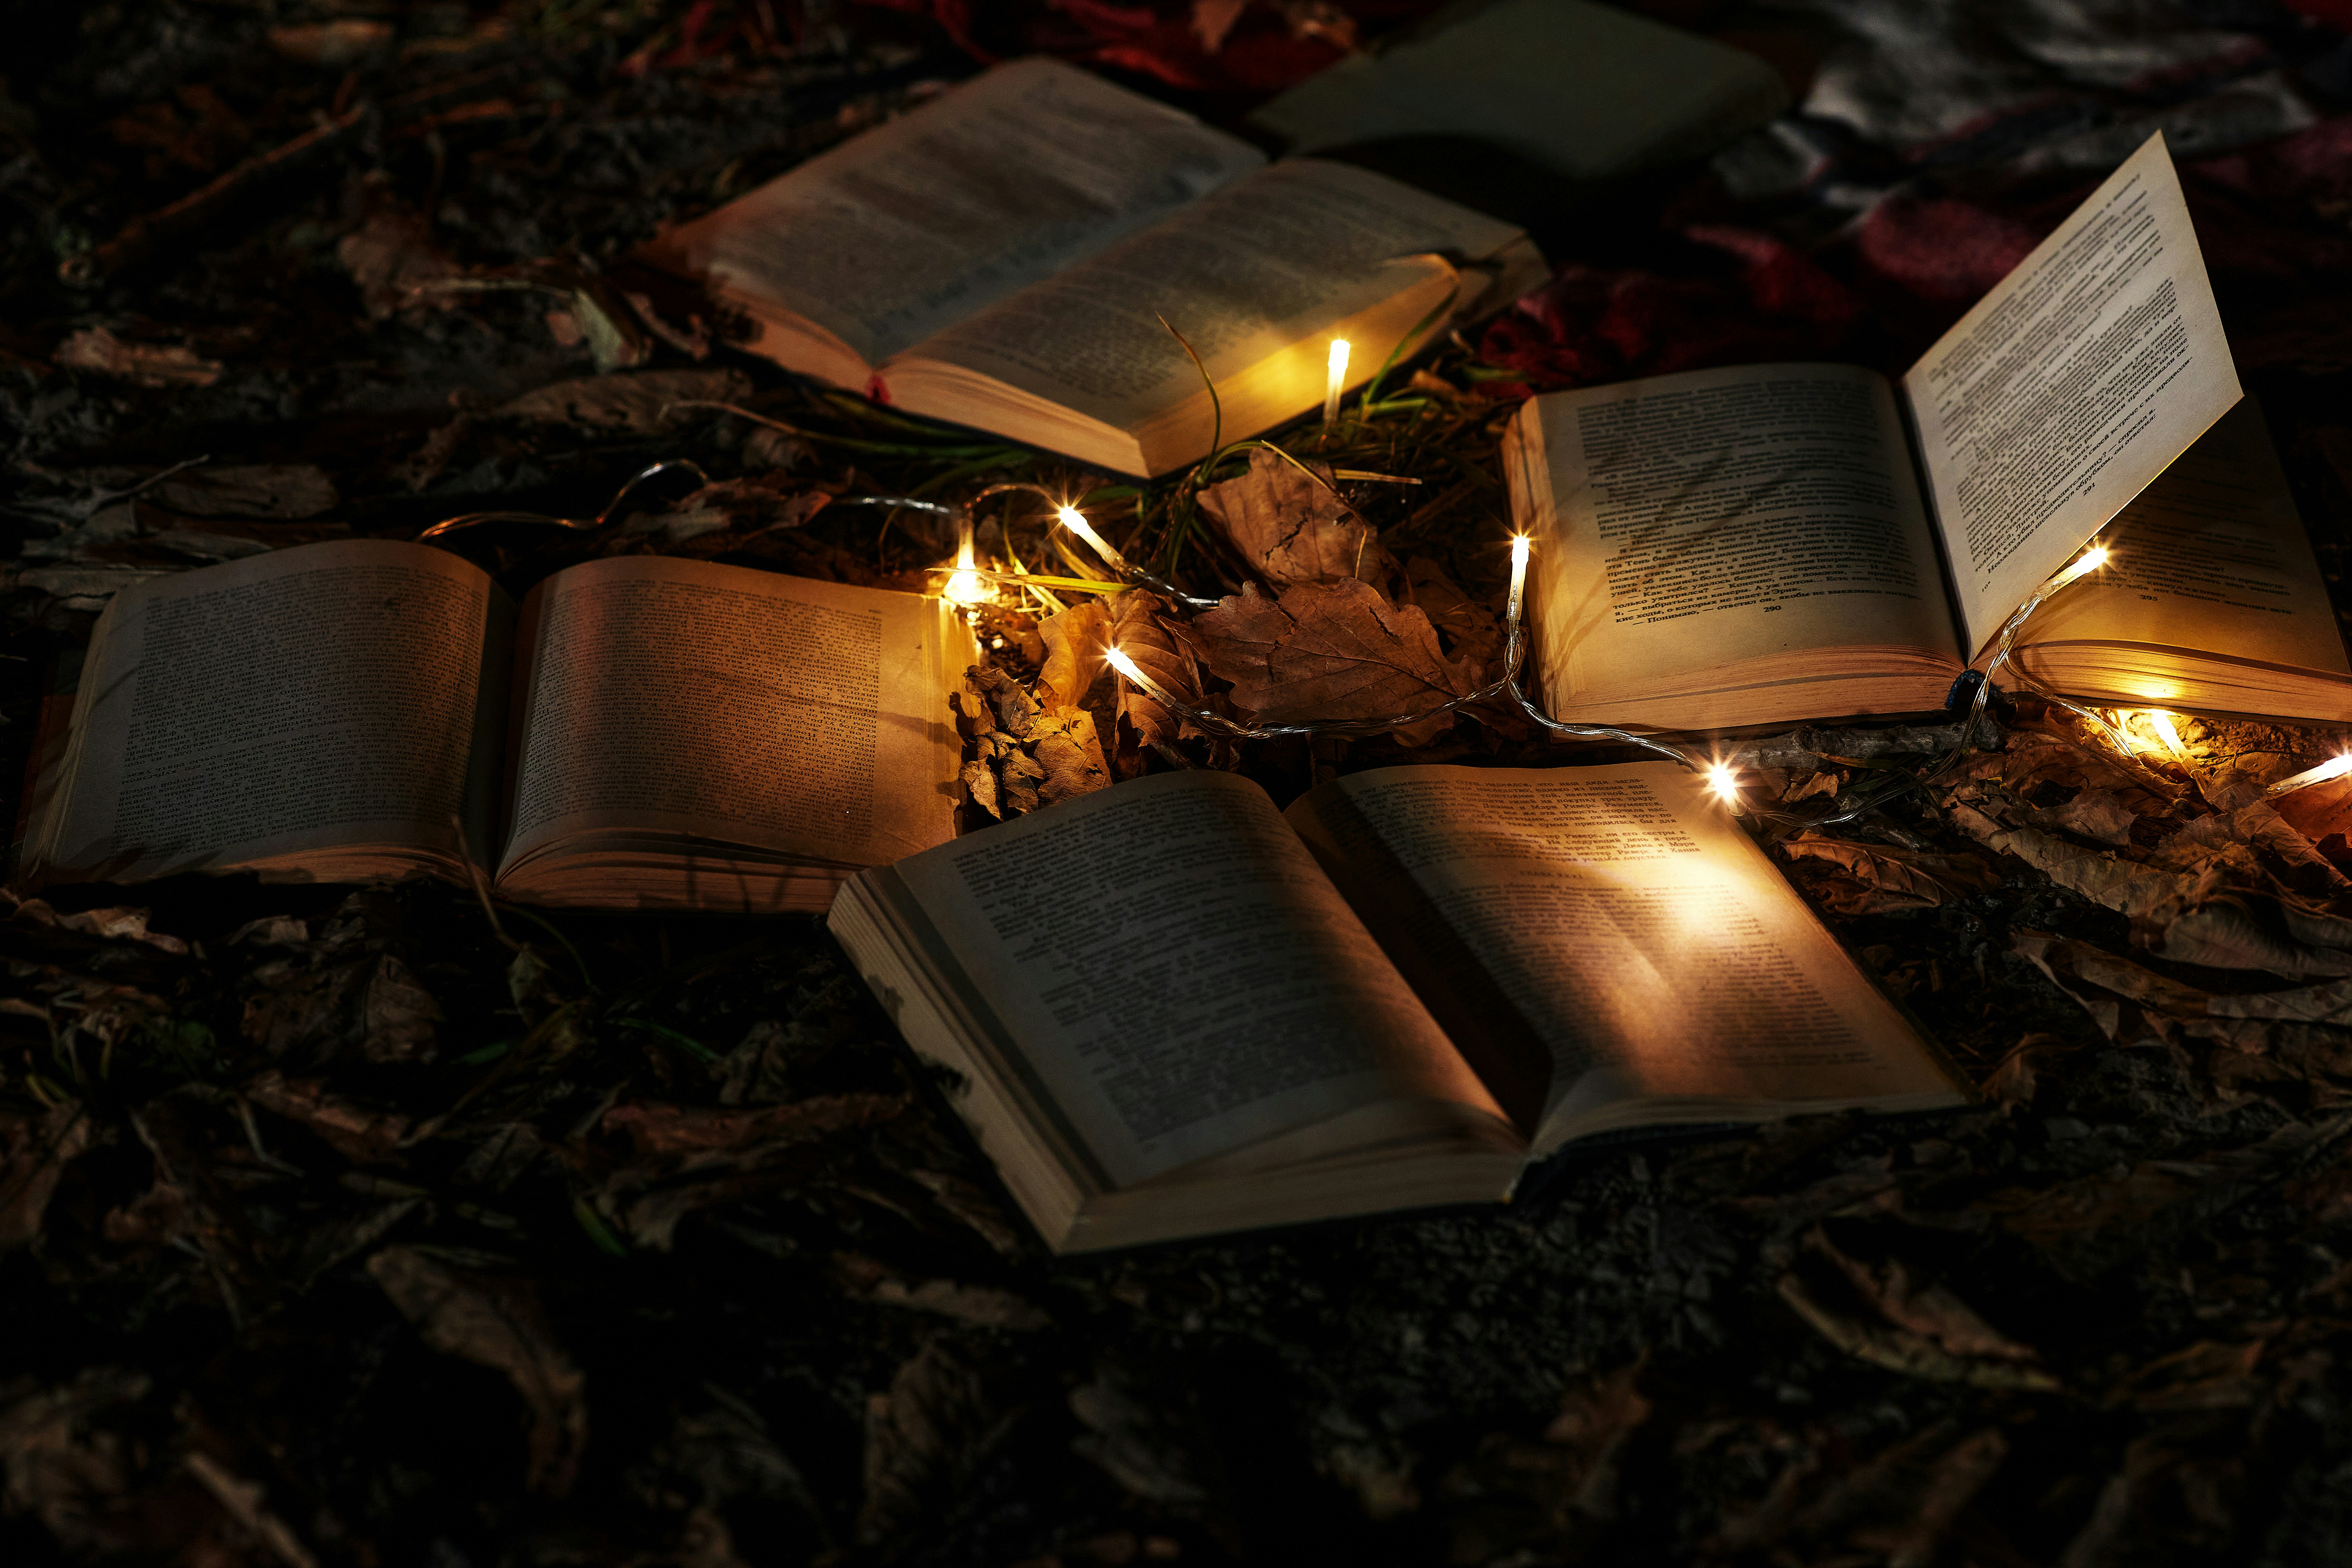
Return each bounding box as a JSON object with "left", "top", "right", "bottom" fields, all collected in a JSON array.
[
  {"left": 942, "top": 518, "right": 986, "bottom": 605},
  {"left": 1506, "top": 534, "right": 1530, "bottom": 627},
  {"left": 2265, "top": 752, "right": 2352, "bottom": 798},
  {"left": 2054, "top": 544, "right": 2108, "bottom": 588},
  {"left": 1323, "top": 338, "right": 1350, "bottom": 427},
  {"left": 1102, "top": 645, "right": 1145, "bottom": 684},
  {"left": 1055, "top": 503, "right": 1121, "bottom": 568},
  {"left": 1705, "top": 762, "right": 1741, "bottom": 804}
]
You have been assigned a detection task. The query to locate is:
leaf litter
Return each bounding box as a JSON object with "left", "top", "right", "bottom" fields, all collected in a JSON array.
[{"left": 7, "top": 2, "right": 2352, "bottom": 1564}]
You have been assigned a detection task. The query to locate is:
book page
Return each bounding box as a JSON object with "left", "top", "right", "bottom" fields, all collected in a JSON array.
[
  {"left": 2013, "top": 397, "right": 2351, "bottom": 680},
  {"left": 887, "top": 771, "right": 1507, "bottom": 1188},
  {"left": 1904, "top": 131, "right": 2241, "bottom": 654},
  {"left": 645, "top": 58, "right": 1262, "bottom": 370},
  {"left": 499, "top": 558, "right": 960, "bottom": 876},
  {"left": 1505, "top": 363, "right": 1961, "bottom": 702},
  {"left": 900, "top": 160, "right": 1523, "bottom": 430},
  {"left": 26, "top": 539, "right": 509, "bottom": 881},
  {"left": 1288, "top": 763, "right": 1958, "bottom": 1147}
]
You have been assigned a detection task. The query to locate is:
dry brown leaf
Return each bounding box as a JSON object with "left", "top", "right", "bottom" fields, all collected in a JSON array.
[
  {"left": 1195, "top": 447, "right": 1390, "bottom": 588},
  {"left": 1189, "top": 578, "right": 1479, "bottom": 742},
  {"left": 498, "top": 369, "right": 751, "bottom": 434},
  {"left": 367, "top": 1247, "right": 587, "bottom": 1496},
  {"left": 1037, "top": 599, "right": 1114, "bottom": 710},
  {"left": 144, "top": 465, "right": 337, "bottom": 520},
  {"left": 1805, "top": 1228, "right": 2042, "bottom": 1364},
  {"left": 337, "top": 202, "right": 460, "bottom": 319},
  {"left": 2150, "top": 896, "right": 2352, "bottom": 977},
  {"left": 861, "top": 1343, "right": 1020, "bottom": 1545},
  {"left": 54, "top": 327, "right": 221, "bottom": 388},
  {"left": 0, "top": 1102, "right": 97, "bottom": 1250},
  {"left": 960, "top": 756, "right": 1002, "bottom": 820},
  {"left": 969, "top": 665, "right": 1038, "bottom": 741},
  {"left": 1191, "top": 0, "right": 1249, "bottom": 52},
  {"left": 2024, "top": 788, "right": 2139, "bottom": 845},
  {"left": 0, "top": 1368, "right": 152, "bottom": 1552},
  {"left": 1404, "top": 555, "right": 1500, "bottom": 665},
  {"left": 635, "top": 479, "right": 829, "bottom": 545},
  {"left": 602, "top": 1094, "right": 904, "bottom": 1157},
  {"left": 1107, "top": 590, "right": 1204, "bottom": 747},
  {"left": 244, "top": 1071, "right": 408, "bottom": 1164},
  {"left": 1032, "top": 710, "right": 1112, "bottom": 805},
  {"left": 1779, "top": 836, "right": 2000, "bottom": 915},
  {"left": 1776, "top": 1273, "right": 2062, "bottom": 1390}
]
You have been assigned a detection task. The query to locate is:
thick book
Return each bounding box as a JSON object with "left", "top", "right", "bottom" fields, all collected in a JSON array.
[
  {"left": 642, "top": 57, "right": 1549, "bottom": 478},
  {"left": 828, "top": 762, "right": 1964, "bottom": 1253},
  {"left": 18, "top": 540, "right": 967, "bottom": 909},
  {"left": 1506, "top": 132, "right": 2352, "bottom": 731},
  {"left": 1249, "top": 0, "right": 1789, "bottom": 182}
]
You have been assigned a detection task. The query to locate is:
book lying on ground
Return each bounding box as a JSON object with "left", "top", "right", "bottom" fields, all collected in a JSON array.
[
  {"left": 17, "top": 540, "right": 965, "bottom": 909},
  {"left": 1505, "top": 132, "right": 2352, "bottom": 730},
  {"left": 643, "top": 57, "right": 1547, "bottom": 478},
  {"left": 830, "top": 762, "right": 1963, "bottom": 1252},
  {"left": 1250, "top": 0, "right": 1788, "bottom": 183}
]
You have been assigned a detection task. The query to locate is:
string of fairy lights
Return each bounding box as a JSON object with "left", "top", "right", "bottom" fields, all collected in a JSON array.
[{"left": 418, "top": 451, "right": 2348, "bottom": 827}]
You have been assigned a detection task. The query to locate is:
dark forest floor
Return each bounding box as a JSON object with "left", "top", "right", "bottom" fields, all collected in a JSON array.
[{"left": 13, "top": 3, "right": 2352, "bottom": 1565}]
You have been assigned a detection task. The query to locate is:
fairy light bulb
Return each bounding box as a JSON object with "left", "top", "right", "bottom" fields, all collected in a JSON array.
[
  {"left": 1103, "top": 645, "right": 1145, "bottom": 685},
  {"left": 943, "top": 516, "right": 986, "bottom": 606},
  {"left": 2145, "top": 709, "right": 2188, "bottom": 761},
  {"left": 1705, "top": 762, "right": 1741, "bottom": 805},
  {"left": 2054, "top": 544, "right": 2108, "bottom": 588},
  {"left": 1507, "top": 535, "right": 1530, "bottom": 626},
  {"left": 2265, "top": 753, "right": 2352, "bottom": 798},
  {"left": 1055, "top": 503, "right": 1122, "bottom": 569},
  {"left": 1323, "top": 338, "right": 1350, "bottom": 428}
]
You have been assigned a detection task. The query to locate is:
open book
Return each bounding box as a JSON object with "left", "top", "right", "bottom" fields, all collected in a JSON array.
[
  {"left": 1506, "top": 132, "right": 2352, "bottom": 730},
  {"left": 830, "top": 762, "right": 1963, "bottom": 1252},
  {"left": 644, "top": 57, "right": 1547, "bottom": 478},
  {"left": 18, "top": 540, "right": 966, "bottom": 909}
]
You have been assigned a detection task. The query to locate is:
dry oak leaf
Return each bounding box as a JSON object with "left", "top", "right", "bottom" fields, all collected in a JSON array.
[
  {"left": 498, "top": 368, "right": 750, "bottom": 434},
  {"left": 1037, "top": 598, "right": 1114, "bottom": 710},
  {"left": 1195, "top": 447, "right": 1391, "bottom": 588},
  {"left": 54, "top": 327, "right": 221, "bottom": 388},
  {"left": 1106, "top": 589, "right": 1204, "bottom": 747},
  {"left": 0, "top": 1101, "right": 97, "bottom": 1250},
  {"left": 367, "top": 1246, "right": 587, "bottom": 1496},
  {"left": 242, "top": 1071, "right": 408, "bottom": 1164},
  {"left": 1189, "top": 577, "right": 1479, "bottom": 742}
]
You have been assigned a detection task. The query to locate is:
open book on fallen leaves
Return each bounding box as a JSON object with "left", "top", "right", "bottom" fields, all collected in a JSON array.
[
  {"left": 642, "top": 57, "right": 1547, "bottom": 477},
  {"left": 1506, "top": 133, "right": 2352, "bottom": 731},
  {"left": 16, "top": 540, "right": 967, "bottom": 909},
  {"left": 830, "top": 761, "right": 1965, "bottom": 1252}
]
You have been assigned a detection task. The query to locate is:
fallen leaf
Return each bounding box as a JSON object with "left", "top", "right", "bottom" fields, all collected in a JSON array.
[
  {"left": 634, "top": 479, "right": 829, "bottom": 544},
  {"left": 55, "top": 327, "right": 221, "bottom": 388},
  {"left": 1778, "top": 835, "right": 2001, "bottom": 915},
  {"left": 1191, "top": 0, "right": 1249, "bottom": 52},
  {"left": 366, "top": 1246, "right": 587, "bottom": 1496},
  {"left": 499, "top": 368, "right": 751, "bottom": 434},
  {"left": 0, "top": 1101, "right": 97, "bottom": 1249},
  {"left": 603, "top": 1094, "right": 904, "bottom": 1156},
  {"left": 1037, "top": 599, "right": 1114, "bottom": 710},
  {"left": 2106, "top": 1338, "right": 2266, "bottom": 1411},
  {"left": 1031, "top": 709, "right": 1112, "bottom": 805},
  {"left": 832, "top": 1253, "right": 1050, "bottom": 1329},
  {"left": 243, "top": 1071, "right": 408, "bottom": 1164},
  {"left": 268, "top": 18, "right": 392, "bottom": 65},
  {"left": 337, "top": 201, "right": 461, "bottom": 319},
  {"left": 1070, "top": 1366, "right": 1206, "bottom": 1507},
  {"left": 2025, "top": 787, "right": 2140, "bottom": 845},
  {"left": 1195, "top": 447, "right": 1390, "bottom": 588},
  {"left": 0, "top": 1368, "right": 152, "bottom": 1552},
  {"left": 1777, "top": 1273, "right": 2062, "bottom": 1390},
  {"left": 1404, "top": 556, "right": 1500, "bottom": 665},
  {"left": 184, "top": 1451, "right": 319, "bottom": 1568},
  {"left": 1107, "top": 589, "right": 1205, "bottom": 747},
  {"left": 1805, "top": 1228, "right": 2042, "bottom": 1364},
  {"left": 860, "top": 1343, "right": 1021, "bottom": 1545},
  {"left": 1189, "top": 577, "right": 1479, "bottom": 742},
  {"left": 143, "top": 465, "right": 337, "bottom": 519}
]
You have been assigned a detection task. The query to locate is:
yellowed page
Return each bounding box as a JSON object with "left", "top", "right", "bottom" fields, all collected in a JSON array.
[
  {"left": 1505, "top": 363, "right": 1960, "bottom": 704},
  {"left": 1904, "top": 131, "right": 2241, "bottom": 653},
  {"left": 645, "top": 58, "right": 1262, "bottom": 372},
  {"left": 1287, "top": 763, "right": 1961, "bottom": 1150},
  {"left": 25, "top": 539, "right": 507, "bottom": 882},
  {"left": 895, "top": 160, "right": 1528, "bottom": 433},
  {"left": 2015, "top": 397, "right": 2349, "bottom": 689},
  {"left": 499, "top": 558, "right": 960, "bottom": 876},
  {"left": 886, "top": 771, "right": 1507, "bottom": 1189}
]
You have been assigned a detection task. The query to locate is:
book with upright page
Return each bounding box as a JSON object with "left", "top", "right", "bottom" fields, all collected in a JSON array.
[
  {"left": 643, "top": 57, "right": 1549, "bottom": 477},
  {"left": 16, "top": 541, "right": 967, "bottom": 909},
  {"left": 829, "top": 762, "right": 1964, "bottom": 1253},
  {"left": 1506, "top": 132, "right": 2352, "bottom": 730}
]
